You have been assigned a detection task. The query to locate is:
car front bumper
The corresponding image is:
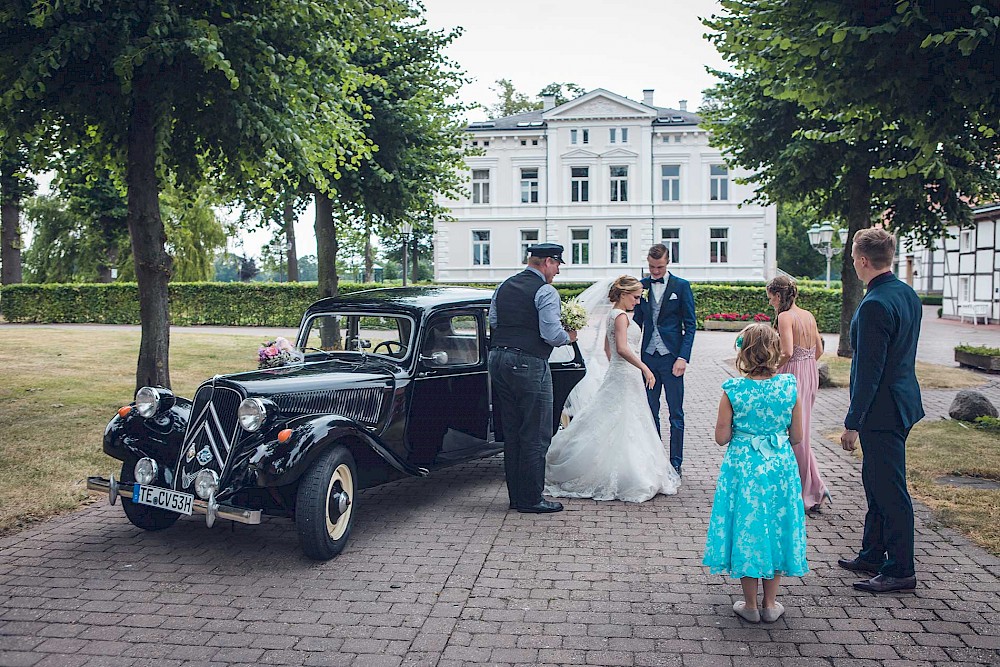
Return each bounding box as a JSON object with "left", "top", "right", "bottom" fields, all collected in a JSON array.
[{"left": 87, "top": 476, "right": 262, "bottom": 526}]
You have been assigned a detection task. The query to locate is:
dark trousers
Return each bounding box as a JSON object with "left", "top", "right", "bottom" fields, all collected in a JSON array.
[
  {"left": 643, "top": 351, "right": 685, "bottom": 470},
  {"left": 859, "top": 426, "right": 915, "bottom": 578},
  {"left": 489, "top": 348, "right": 553, "bottom": 508}
]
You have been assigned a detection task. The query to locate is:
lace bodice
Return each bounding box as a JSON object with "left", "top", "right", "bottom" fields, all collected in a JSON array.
[
  {"left": 606, "top": 308, "right": 641, "bottom": 362},
  {"left": 789, "top": 345, "right": 816, "bottom": 363}
]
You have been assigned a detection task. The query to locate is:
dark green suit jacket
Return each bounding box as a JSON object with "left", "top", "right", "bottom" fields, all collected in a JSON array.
[{"left": 845, "top": 272, "right": 924, "bottom": 431}]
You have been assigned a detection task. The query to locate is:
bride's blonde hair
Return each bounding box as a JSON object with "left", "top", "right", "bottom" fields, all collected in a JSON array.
[{"left": 608, "top": 275, "right": 643, "bottom": 303}]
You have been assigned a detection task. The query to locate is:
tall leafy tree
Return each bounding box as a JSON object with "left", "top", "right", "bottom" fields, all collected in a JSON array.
[
  {"left": 776, "top": 202, "right": 829, "bottom": 279},
  {"left": 702, "top": 0, "right": 1000, "bottom": 355},
  {"left": 0, "top": 136, "right": 36, "bottom": 284},
  {"left": 317, "top": 0, "right": 469, "bottom": 299},
  {"left": 1, "top": 0, "right": 370, "bottom": 390},
  {"left": 486, "top": 80, "right": 586, "bottom": 118}
]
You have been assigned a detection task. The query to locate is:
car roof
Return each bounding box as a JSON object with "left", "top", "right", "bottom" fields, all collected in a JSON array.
[{"left": 306, "top": 286, "right": 494, "bottom": 318}]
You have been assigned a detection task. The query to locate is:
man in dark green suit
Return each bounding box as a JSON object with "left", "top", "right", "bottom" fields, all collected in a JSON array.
[{"left": 839, "top": 228, "right": 923, "bottom": 593}]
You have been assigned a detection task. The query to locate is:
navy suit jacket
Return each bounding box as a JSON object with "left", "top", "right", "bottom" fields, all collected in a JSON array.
[
  {"left": 634, "top": 274, "right": 696, "bottom": 362},
  {"left": 846, "top": 272, "right": 924, "bottom": 432}
]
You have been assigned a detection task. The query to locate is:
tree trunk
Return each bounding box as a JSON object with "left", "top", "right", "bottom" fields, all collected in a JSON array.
[
  {"left": 283, "top": 198, "right": 298, "bottom": 282},
  {"left": 126, "top": 73, "right": 173, "bottom": 390},
  {"left": 0, "top": 166, "right": 23, "bottom": 285},
  {"left": 314, "top": 190, "right": 341, "bottom": 349},
  {"left": 836, "top": 167, "right": 871, "bottom": 358},
  {"left": 364, "top": 220, "right": 374, "bottom": 283}
]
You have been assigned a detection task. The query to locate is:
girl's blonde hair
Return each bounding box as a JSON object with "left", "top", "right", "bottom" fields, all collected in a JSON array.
[
  {"left": 608, "top": 275, "right": 643, "bottom": 303},
  {"left": 735, "top": 323, "right": 781, "bottom": 376}
]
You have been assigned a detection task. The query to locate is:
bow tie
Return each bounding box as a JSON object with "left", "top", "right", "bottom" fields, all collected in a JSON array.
[{"left": 650, "top": 278, "right": 665, "bottom": 284}]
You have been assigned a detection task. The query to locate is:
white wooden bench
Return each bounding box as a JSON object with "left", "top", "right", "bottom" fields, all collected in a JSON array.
[{"left": 958, "top": 301, "right": 989, "bottom": 325}]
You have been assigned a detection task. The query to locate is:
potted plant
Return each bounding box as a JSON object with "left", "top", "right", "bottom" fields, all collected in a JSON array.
[
  {"left": 955, "top": 343, "right": 1000, "bottom": 373},
  {"left": 702, "top": 312, "right": 771, "bottom": 331}
]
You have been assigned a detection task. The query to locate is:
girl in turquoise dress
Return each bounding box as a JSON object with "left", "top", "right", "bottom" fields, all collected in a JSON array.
[{"left": 703, "top": 323, "right": 808, "bottom": 623}]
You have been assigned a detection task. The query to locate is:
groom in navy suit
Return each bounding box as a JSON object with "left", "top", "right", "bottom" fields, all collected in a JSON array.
[
  {"left": 839, "top": 228, "right": 923, "bottom": 593},
  {"left": 634, "top": 243, "right": 696, "bottom": 476}
]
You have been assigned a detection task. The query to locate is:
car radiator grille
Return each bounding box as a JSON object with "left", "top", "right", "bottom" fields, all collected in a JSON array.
[
  {"left": 272, "top": 387, "right": 385, "bottom": 426},
  {"left": 179, "top": 384, "right": 243, "bottom": 478}
]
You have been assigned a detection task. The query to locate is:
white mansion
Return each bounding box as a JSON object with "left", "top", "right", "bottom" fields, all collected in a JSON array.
[{"left": 433, "top": 88, "right": 777, "bottom": 283}]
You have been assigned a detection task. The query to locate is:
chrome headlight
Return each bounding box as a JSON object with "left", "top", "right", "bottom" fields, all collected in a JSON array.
[
  {"left": 238, "top": 397, "right": 268, "bottom": 432},
  {"left": 194, "top": 469, "right": 219, "bottom": 500},
  {"left": 134, "top": 458, "right": 158, "bottom": 485},
  {"left": 135, "top": 386, "right": 161, "bottom": 418}
]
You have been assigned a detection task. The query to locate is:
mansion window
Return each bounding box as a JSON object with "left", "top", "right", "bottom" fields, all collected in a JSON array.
[
  {"left": 661, "top": 164, "right": 680, "bottom": 201},
  {"left": 471, "top": 169, "right": 490, "bottom": 204},
  {"left": 520, "top": 230, "right": 539, "bottom": 264},
  {"left": 661, "top": 228, "right": 680, "bottom": 263},
  {"left": 571, "top": 229, "right": 591, "bottom": 264},
  {"left": 710, "top": 165, "right": 729, "bottom": 201},
  {"left": 610, "top": 128, "right": 629, "bottom": 144},
  {"left": 571, "top": 128, "right": 589, "bottom": 145},
  {"left": 610, "top": 228, "right": 629, "bottom": 264},
  {"left": 610, "top": 166, "right": 628, "bottom": 202},
  {"left": 571, "top": 167, "right": 590, "bottom": 202},
  {"left": 520, "top": 168, "right": 539, "bottom": 203},
  {"left": 710, "top": 228, "right": 729, "bottom": 263},
  {"left": 472, "top": 230, "right": 491, "bottom": 265}
]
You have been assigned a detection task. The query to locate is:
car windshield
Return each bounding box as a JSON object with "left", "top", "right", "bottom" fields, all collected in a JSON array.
[{"left": 300, "top": 312, "right": 414, "bottom": 361}]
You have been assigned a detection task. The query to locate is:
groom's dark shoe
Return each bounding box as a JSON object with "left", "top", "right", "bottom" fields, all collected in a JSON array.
[
  {"left": 837, "top": 557, "right": 884, "bottom": 575},
  {"left": 518, "top": 500, "right": 563, "bottom": 513},
  {"left": 673, "top": 465, "right": 682, "bottom": 479},
  {"left": 853, "top": 574, "right": 917, "bottom": 593}
]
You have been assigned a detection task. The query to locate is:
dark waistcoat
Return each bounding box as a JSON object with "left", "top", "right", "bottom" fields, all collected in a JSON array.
[{"left": 492, "top": 269, "right": 550, "bottom": 359}]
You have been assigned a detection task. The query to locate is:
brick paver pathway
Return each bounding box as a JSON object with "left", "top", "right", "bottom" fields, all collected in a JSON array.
[{"left": 2, "top": 327, "right": 1000, "bottom": 666}]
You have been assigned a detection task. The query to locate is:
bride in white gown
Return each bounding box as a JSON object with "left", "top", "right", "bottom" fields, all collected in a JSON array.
[{"left": 545, "top": 276, "right": 681, "bottom": 502}]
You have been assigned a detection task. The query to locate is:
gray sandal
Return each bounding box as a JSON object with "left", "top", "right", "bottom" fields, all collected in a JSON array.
[
  {"left": 733, "top": 601, "right": 760, "bottom": 623},
  {"left": 761, "top": 602, "right": 785, "bottom": 622}
]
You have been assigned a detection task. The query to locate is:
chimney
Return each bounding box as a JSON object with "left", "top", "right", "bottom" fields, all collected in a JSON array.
[
  {"left": 542, "top": 94, "right": 557, "bottom": 111},
  {"left": 643, "top": 89, "right": 654, "bottom": 106},
  {"left": 679, "top": 99, "right": 688, "bottom": 112}
]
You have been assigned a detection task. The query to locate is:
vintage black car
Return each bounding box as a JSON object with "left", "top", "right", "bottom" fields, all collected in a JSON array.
[{"left": 88, "top": 287, "right": 586, "bottom": 560}]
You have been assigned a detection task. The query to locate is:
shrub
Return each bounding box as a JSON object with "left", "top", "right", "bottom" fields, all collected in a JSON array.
[
  {"left": 705, "top": 312, "right": 771, "bottom": 322},
  {"left": 920, "top": 294, "right": 943, "bottom": 306},
  {"left": 974, "top": 416, "right": 1000, "bottom": 432},
  {"left": 955, "top": 343, "right": 1000, "bottom": 357}
]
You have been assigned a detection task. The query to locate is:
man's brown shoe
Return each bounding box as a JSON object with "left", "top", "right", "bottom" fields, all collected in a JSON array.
[
  {"left": 853, "top": 574, "right": 917, "bottom": 593},
  {"left": 837, "top": 557, "right": 883, "bottom": 575}
]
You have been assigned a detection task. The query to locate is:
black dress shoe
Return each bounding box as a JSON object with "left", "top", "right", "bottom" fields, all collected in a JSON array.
[
  {"left": 837, "top": 557, "right": 884, "bottom": 575},
  {"left": 517, "top": 500, "right": 563, "bottom": 513},
  {"left": 673, "top": 466, "right": 682, "bottom": 479},
  {"left": 853, "top": 574, "right": 917, "bottom": 593}
]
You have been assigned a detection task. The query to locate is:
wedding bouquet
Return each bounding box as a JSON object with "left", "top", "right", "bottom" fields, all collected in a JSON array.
[
  {"left": 560, "top": 299, "right": 589, "bottom": 331},
  {"left": 258, "top": 336, "right": 304, "bottom": 369}
]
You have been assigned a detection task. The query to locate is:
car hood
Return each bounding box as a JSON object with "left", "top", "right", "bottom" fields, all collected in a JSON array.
[{"left": 214, "top": 357, "right": 398, "bottom": 397}]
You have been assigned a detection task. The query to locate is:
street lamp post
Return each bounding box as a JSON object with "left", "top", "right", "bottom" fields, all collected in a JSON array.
[
  {"left": 808, "top": 222, "right": 849, "bottom": 288},
  {"left": 401, "top": 221, "right": 413, "bottom": 287}
]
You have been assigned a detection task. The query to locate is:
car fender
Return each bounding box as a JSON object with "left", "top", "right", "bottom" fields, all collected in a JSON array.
[
  {"left": 102, "top": 399, "right": 193, "bottom": 468},
  {"left": 251, "top": 414, "right": 428, "bottom": 488}
]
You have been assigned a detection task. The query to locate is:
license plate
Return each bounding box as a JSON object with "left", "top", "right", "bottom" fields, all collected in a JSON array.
[{"left": 132, "top": 484, "right": 194, "bottom": 515}]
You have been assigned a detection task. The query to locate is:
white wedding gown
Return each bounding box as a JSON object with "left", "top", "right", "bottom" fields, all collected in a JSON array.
[{"left": 544, "top": 308, "right": 681, "bottom": 502}]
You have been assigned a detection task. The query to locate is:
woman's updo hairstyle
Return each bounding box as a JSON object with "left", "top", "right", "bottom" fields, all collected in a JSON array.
[
  {"left": 766, "top": 275, "right": 798, "bottom": 315},
  {"left": 608, "top": 275, "right": 643, "bottom": 303},
  {"left": 735, "top": 323, "right": 781, "bottom": 377}
]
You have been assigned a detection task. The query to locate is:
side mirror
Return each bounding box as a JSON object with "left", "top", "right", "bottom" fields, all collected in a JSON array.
[{"left": 420, "top": 351, "right": 449, "bottom": 366}]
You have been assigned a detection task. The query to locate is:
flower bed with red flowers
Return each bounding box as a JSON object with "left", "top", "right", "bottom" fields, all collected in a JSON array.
[{"left": 704, "top": 312, "right": 771, "bottom": 322}]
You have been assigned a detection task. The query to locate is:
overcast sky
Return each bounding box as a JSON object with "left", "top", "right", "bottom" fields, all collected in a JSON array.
[{"left": 241, "top": 0, "right": 728, "bottom": 260}]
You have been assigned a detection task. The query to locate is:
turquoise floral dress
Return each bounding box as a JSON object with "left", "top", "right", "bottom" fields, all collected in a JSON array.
[{"left": 703, "top": 374, "right": 809, "bottom": 579}]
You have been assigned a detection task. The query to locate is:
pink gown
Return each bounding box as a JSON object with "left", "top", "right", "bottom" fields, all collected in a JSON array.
[{"left": 778, "top": 325, "right": 829, "bottom": 511}]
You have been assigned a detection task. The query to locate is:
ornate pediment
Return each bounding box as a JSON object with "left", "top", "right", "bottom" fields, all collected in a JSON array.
[
  {"left": 544, "top": 89, "right": 656, "bottom": 121},
  {"left": 562, "top": 148, "right": 600, "bottom": 160},
  {"left": 600, "top": 148, "right": 640, "bottom": 159}
]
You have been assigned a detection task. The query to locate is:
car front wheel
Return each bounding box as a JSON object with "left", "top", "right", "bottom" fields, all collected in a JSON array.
[
  {"left": 295, "top": 445, "right": 357, "bottom": 560},
  {"left": 119, "top": 458, "right": 181, "bottom": 531}
]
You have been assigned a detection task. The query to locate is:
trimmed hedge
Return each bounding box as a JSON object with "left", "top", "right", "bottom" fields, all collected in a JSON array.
[
  {"left": 1, "top": 279, "right": 843, "bottom": 332},
  {"left": 919, "top": 294, "right": 943, "bottom": 306},
  {"left": 0, "top": 282, "right": 381, "bottom": 328}
]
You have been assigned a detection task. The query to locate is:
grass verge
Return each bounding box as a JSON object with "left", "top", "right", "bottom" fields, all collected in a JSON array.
[
  {"left": 0, "top": 326, "right": 258, "bottom": 535},
  {"left": 821, "top": 355, "right": 984, "bottom": 389},
  {"left": 825, "top": 421, "right": 1000, "bottom": 556}
]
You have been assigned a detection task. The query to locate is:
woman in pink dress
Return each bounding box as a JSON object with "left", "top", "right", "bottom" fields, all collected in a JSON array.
[{"left": 766, "top": 276, "right": 832, "bottom": 512}]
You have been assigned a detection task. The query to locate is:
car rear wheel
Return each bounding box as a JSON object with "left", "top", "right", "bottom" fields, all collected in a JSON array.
[
  {"left": 119, "top": 458, "right": 181, "bottom": 531},
  {"left": 295, "top": 445, "right": 357, "bottom": 560}
]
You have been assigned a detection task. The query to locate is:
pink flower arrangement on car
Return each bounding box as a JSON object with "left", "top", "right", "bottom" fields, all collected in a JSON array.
[
  {"left": 258, "top": 336, "right": 304, "bottom": 369},
  {"left": 704, "top": 312, "right": 771, "bottom": 322}
]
